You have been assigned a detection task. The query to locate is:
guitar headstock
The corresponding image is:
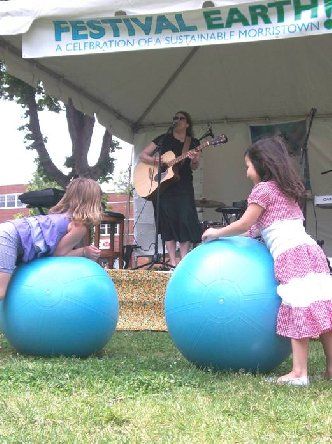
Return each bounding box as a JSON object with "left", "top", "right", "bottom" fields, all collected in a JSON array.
[{"left": 210, "top": 134, "right": 228, "bottom": 146}]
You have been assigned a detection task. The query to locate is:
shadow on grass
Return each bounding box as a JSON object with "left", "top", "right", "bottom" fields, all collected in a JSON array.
[
  {"left": 0, "top": 331, "right": 327, "bottom": 399},
  {"left": 0, "top": 330, "right": 295, "bottom": 396}
]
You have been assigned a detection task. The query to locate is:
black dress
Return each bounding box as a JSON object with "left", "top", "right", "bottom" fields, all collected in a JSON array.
[{"left": 152, "top": 133, "right": 201, "bottom": 243}]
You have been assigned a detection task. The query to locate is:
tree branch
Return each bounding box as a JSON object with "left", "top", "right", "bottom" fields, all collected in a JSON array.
[
  {"left": 89, "top": 128, "right": 114, "bottom": 180},
  {"left": 25, "top": 88, "right": 69, "bottom": 187},
  {"left": 66, "top": 99, "right": 94, "bottom": 176}
]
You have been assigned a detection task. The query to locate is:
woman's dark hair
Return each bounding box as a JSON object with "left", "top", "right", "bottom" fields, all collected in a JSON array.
[
  {"left": 245, "top": 136, "right": 305, "bottom": 202},
  {"left": 176, "top": 110, "right": 194, "bottom": 137}
]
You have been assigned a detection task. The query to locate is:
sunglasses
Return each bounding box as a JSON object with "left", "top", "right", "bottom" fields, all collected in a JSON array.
[{"left": 173, "top": 116, "right": 186, "bottom": 121}]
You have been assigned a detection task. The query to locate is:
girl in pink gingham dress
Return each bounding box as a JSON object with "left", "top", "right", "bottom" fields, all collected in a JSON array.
[{"left": 202, "top": 136, "right": 332, "bottom": 386}]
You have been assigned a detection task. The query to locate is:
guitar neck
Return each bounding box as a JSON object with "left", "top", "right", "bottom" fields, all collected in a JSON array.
[{"left": 167, "top": 141, "right": 209, "bottom": 167}]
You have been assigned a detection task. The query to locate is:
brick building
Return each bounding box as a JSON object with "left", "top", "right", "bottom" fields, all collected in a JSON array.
[
  {"left": 0, "top": 184, "right": 134, "bottom": 253},
  {"left": 0, "top": 184, "right": 29, "bottom": 220}
]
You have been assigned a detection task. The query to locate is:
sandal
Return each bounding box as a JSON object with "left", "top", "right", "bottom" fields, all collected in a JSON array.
[{"left": 265, "top": 376, "right": 309, "bottom": 386}]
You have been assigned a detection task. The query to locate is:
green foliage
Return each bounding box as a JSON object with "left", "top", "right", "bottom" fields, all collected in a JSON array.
[
  {"left": 0, "top": 64, "right": 62, "bottom": 138},
  {"left": 112, "top": 167, "right": 134, "bottom": 195},
  {"left": 0, "top": 61, "right": 117, "bottom": 185},
  {"left": 98, "top": 138, "right": 121, "bottom": 184},
  {"left": 27, "top": 170, "right": 62, "bottom": 192},
  {"left": 0, "top": 61, "right": 64, "bottom": 179},
  {"left": 0, "top": 61, "right": 62, "bottom": 113},
  {"left": 0, "top": 331, "right": 331, "bottom": 442},
  {"left": 25, "top": 171, "right": 64, "bottom": 215},
  {"left": 11, "top": 212, "right": 26, "bottom": 219}
]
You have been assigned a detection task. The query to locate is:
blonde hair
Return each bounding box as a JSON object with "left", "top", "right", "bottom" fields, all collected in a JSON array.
[{"left": 49, "top": 178, "right": 102, "bottom": 225}]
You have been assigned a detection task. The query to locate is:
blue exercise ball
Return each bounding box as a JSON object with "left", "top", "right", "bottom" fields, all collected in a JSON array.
[
  {"left": 0, "top": 300, "right": 4, "bottom": 333},
  {"left": 165, "top": 237, "right": 291, "bottom": 373},
  {"left": 2, "top": 257, "right": 119, "bottom": 357}
]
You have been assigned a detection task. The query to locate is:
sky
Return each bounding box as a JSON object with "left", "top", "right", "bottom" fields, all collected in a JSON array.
[{"left": 1, "top": 99, "right": 133, "bottom": 190}]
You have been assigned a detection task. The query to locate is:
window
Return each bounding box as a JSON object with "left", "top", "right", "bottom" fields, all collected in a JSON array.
[
  {"left": 16, "top": 196, "right": 25, "bottom": 207},
  {"left": 6, "top": 194, "right": 16, "bottom": 208},
  {"left": 100, "top": 223, "right": 119, "bottom": 236},
  {"left": 0, "top": 193, "right": 27, "bottom": 209}
]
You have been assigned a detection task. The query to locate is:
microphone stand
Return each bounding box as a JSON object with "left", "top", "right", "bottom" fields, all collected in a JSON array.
[
  {"left": 300, "top": 107, "right": 316, "bottom": 229},
  {"left": 198, "top": 124, "right": 214, "bottom": 142},
  {"left": 134, "top": 125, "right": 175, "bottom": 271}
]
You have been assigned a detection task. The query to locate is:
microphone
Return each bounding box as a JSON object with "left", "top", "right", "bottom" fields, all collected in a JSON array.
[{"left": 208, "top": 122, "right": 214, "bottom": 139}]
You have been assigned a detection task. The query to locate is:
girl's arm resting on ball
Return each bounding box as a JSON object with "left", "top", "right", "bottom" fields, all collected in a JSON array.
[
  {"left": 53, "top": 222, "right": 101, "bottom": 261},
  {"left": 202, "top": 204, "right": 264, "bottom": 242}
]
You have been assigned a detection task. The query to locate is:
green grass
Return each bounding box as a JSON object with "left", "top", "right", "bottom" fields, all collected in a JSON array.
[{"left": 0, "top": 331, "right": 331, "bottom": 443}]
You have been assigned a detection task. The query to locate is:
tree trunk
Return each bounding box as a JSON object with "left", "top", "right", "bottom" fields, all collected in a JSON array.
[
  {"left": 26, "top": 88, "right": 69, "bottom": 187},
  {"left": 26, "top": 94, "right": 115, "bottom": 186}
]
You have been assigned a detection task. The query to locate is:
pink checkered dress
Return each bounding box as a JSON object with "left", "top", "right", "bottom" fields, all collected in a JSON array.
[{"left": 248, "top": 181, "right": 332, "bottom": 339}]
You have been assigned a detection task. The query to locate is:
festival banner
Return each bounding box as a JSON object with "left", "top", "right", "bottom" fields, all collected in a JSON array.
[{"left": 22, "top": 0, "right": 332, "bottom": 58}]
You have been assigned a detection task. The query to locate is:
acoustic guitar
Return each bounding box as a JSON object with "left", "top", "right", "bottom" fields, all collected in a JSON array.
[{"left": 134, "top": 134, "right": 228, "bottom": 199}]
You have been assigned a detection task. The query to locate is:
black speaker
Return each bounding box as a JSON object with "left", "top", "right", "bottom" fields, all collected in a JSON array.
[{"left": 19, "top": 188, "right": 65, "bottom": 208}]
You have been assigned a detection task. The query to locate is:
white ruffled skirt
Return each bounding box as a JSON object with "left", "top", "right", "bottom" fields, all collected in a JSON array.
[{"left": 261, "top": 220, "right": 332, "bottom": 339}]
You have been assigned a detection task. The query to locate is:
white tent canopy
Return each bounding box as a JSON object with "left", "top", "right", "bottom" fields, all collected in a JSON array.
[{"left": 1, "top": 0, "right": 332, "bottom": 255}]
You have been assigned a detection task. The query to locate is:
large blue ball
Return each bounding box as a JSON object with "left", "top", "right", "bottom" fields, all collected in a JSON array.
[
  {"left": 2, "top": 257, "right": 119, "bottom": 357},
  {"left": 0, "top": 300, "right": 4, "bottom": 333},
  {"left": 165, "top": 237, "right": 291, "bottom": 373}
]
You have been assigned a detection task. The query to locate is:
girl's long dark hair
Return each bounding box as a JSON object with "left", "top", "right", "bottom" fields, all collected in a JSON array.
[{"left": 245, "top": 136, "right": 305, "bottom": 202}]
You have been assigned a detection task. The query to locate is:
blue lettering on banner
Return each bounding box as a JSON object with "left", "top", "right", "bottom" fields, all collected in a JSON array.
[
  {"left": 49, "top": 6, "right": 329, "bottom": 56},
  {"left": 131, "top": 17, "right": 153, "bottom": 34},
  {"left": 138, "top": 37, "right": 153, "bottom": 46},
  {"left": 53, "top": 13, "right": 198, "bottom": 42},
  {"left": 122, "top": 18, "right": 136, "bottom": 36},
  {"left": 54, "top": 21, "right": 71, "bottom": 41},
  {"left": 101, "top": 19, "right": 122, "bottom": 38},
  {"left": 86, "top": 20, "right": 106, "bottom": 39},
  {"left": 64, "top": 39, "right": 136, "bottom": 52},
  {"left": 155, "top": 15, "right": 179, "bottom": 33},
  {"left": 70, "top": 20, "right": 88, "bottom": 40},
  {"left": 164, "top": 31, "right": 236, "bottom": 44},
  {"left": 175, "top": 13, "right": 198, "bottom": 32},
  {"left": 238, "top": 20, "right": 319, "bottom": 38}
]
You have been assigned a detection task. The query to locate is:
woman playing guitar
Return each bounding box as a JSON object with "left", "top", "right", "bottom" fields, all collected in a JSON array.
[{"left": 138, "top": 111, "right": 201, "bottom": 268}]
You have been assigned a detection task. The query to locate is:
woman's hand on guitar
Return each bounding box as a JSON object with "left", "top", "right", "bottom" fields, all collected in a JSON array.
[
  {"left": 152, "top": 158, "right": 168, "bottom": 171},
  {"left": 188, "top": 150, "right": 199, "bottom": 160},
  {"left": 188, "top": 150, "right": 200, "bottom": 169}
]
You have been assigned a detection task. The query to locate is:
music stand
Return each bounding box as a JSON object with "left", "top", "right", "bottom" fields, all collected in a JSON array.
[{"left": 215, "top": 206, "right": 245, "bottom": 225}]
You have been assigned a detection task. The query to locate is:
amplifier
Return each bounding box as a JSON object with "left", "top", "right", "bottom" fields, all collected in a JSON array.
[{"left": 19, "top": 188, "right": 65, "bottom": 208}]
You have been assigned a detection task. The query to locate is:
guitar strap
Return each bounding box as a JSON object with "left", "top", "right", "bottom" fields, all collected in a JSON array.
[
  {"left": 177, "top": 136, "right": 191, "bottom": 167},
  {"left": 182, "top": 136, "right": 191, "bottom": 155}
]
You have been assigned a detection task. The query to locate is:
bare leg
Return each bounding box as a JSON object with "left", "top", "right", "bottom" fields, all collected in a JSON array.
[
  {"left": 179, "top": 241, "right": 191, "bottom": 260},
  {"left": 165, "top": 240, "right": 177, "bottom": 267},
  {"left": 320, "top": 331, "right": 332, "bottom": 379},
  {"left": 277, "top": 338, "right": 309, "bottom": 381},
  {"left": 0, "top": 272, "right": 11, "bottom": 300}
]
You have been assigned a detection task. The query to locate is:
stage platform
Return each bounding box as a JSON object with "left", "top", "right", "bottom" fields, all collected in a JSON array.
[{"left": 108, "top": 269, "right": 171, "bottom": 331}]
